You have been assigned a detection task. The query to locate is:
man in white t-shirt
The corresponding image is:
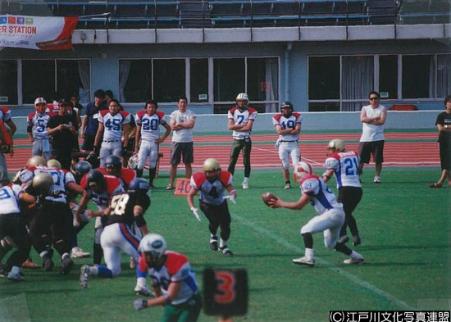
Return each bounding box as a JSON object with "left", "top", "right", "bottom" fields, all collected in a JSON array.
[
  {"left": 359, "top": 91, "right": 387, "bottom": 183},
  {"left": 166, "top": 96, "right": 196, "bottom": 190}
]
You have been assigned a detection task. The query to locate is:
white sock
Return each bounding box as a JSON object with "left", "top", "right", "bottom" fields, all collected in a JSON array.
[
  {"left": 90, "top": 265, "right": 99, "bottom": 276},
  {"left": 61, "top": 252, "right": 70, "bottom": 260},
  {"left": 350, "top": 250, "right": 362, "bottom": 259},
  {"left": 243, "top": 177, "right": 249, "bottom": 183},
  {"left": 135, "top": 277, "right": 147, "bottom": 289},
  {"left": 305, "top": 248, "right": 314, "bottom": 259},
  {"left": 219, "top": 238, "right": 227, "bottom": 248},
  {"left": 10, "top": 266, "right": 20, "bottom": 275},
  {"left": 210, "top": 234, "right": 217, "bottom": 239}
]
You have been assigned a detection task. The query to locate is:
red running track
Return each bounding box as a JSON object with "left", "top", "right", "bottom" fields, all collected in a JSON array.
[{"left": 7, "top": 132, "right": 439, "bottom": 172}]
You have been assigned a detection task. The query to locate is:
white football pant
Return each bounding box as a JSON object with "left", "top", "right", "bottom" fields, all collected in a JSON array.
[
  {"left": 99, "top": 141, "right": 122, "bottom": 166},
  {"left": 137, "top": 140, "right": 158, "bottom": 170},
  {"left": 32, "top": 138, "right": 51, "bottom": 160},
  {"left": 278, "top": 142, "right": 300, "bottom": 169}
]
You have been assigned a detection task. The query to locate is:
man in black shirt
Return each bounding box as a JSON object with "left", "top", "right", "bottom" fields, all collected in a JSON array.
[
  {"left": 431, "top": 95, "right": 451, "bottom": 188},
  {"left": 48, "top": 100, "right": 79, "bottom": 170}
]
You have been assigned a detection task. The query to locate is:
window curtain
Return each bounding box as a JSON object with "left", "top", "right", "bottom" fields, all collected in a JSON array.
[
  {"left": 437, "top": 54, "right": 451, "bottom": 98},
  {"left": 78, "top": 60, "right": 90, "bottom": 104},
  {"left": 342, "top": 56, "right": 374, "bottom": 111},
  {"left": 265, "top": 58, "right": 278, "bottom": 112},
  {"left": 119, "top": 60, "right": 131, "bottom": 102},
  {"left": 429, "top": 55, "right": 435, "bottom": 98}
]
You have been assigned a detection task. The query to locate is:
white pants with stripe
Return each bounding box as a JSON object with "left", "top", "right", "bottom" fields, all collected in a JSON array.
[
  {"left": 137, "top": 140, "right": 158, "bottom": 169},
  {"left": 300, "top": 207, "right": 345, "bottom": 249},
  {"left": 100, "top": 223, "right": 141, "bottom": 277},
  {"left": 32, "top": 138, "right": 51, "bottom": 160},
  {"left": 278, "top": 141, "right": 300, "bottom": 169},
  {"left": 99, "top": 141, "right": 122, "bottom": 166}
]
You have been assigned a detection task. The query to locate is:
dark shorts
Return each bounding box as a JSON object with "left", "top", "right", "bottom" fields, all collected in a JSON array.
[
  {"left": 359, "top": 140, "right": 384, "bottom": 164},
  {"left": 338, "top": 186, "right": 363, "bottom": 216},
  {"left": 170, "top": 142, "right": 193, "bottom": 165},
  {"left": 439, "top": 140, "right": 451, "bottom": 171}
]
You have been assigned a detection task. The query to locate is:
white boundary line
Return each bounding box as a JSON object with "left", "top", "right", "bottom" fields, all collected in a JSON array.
[
  {"left": 233, "top": 213, "right": 415, "bottom": 310},
  {"left": 253, "top": 146, "right": 323, "bottom": 166}
]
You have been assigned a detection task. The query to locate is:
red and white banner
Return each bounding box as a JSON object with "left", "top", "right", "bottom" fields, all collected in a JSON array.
[{"left": 0, "top": 15, "right": 78, "bottom": 50}]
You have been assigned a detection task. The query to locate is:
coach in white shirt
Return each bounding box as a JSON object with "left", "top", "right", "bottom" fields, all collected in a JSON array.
[
  {"left": 167, "top": 96, "right": 196, "bottom": 190},
  {"left": 359, "top": 91, "right": 387, "bottom": 183}
]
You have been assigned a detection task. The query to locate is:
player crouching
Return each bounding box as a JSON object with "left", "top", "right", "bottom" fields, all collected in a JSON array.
[
  {"left": 187, "top": 158, "right": 237, "bottom": 256},
  {"left": 265, "top": 161, "right": 364, "bottom": 266},
  {"left": 133, "top": 233, "right": 202, "bottom": 322}
]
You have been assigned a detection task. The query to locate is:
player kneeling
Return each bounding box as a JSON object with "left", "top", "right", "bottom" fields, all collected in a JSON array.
[
  {"left": 79, "top": 178, "right": 150, "bottom": 292},
  {"left": 187, "top": 158, "right": 237, "bottom": 256},
  {"left": 133, "top": 233, "right": 202, "bottom": 322},
  {"left": 265, "top": 161, "right": 364, "bottom": 266}
]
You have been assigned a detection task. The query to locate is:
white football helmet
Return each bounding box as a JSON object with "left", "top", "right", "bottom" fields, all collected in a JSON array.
[
  {"left": 27, "top": 156, "right": 46, "bottom": 167},
  {"left": 34, "top": 97, "right": 46, "bottom": 105},
  {"left": 139, "top": 233, "right": 167, "bottom": 259},
  {"left": 328, "top": 139, "right": 345, "bottom": 152},
  {"left": 127, "top": 154, "right": 139, "bottom": 170},
  {"left": 47, "top": 159, "right": 61, "bottom": 169},
  {"left": 294, "top": 161, "right": 313, "bottom": 182},
  {"left": 236, "top": 93, "right": 249, "bottom": 101}
]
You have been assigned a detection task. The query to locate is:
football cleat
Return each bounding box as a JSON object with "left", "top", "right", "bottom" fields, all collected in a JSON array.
[
  {"left": 292, "top": 256, "right": 315, "bottom": 267},
  {"left": 343, "top": 254, "right": 364, "bottom": 265},
  {"left": 219, "top": 246, "right": 233, "bottom": 256},
  {"left": 60, "top": 255, "right": 74, "bottom": 275},
  {"left": 7, "top": 267, "right": 24, "bottom": 282},
  {"left": 134, "top": 285, "right": 152, "bottom": 297},
  {"left": 373, "top": 176, "right": 381, "bottom": 183},
  {"left": 22, "top": 258, "right": 40, "bottom": 269},
  {"left": 80, "top": 265, "right": 90, "bottom": 288},
  {"left": 71, "top": 247, "right": 91, "bottom": 259},
  {"left": 209, "top": 236, "right": 218, "bottom": 251},
  {"left": 42, "top": 256, "right": 54, "bottom": 272},
  {"left": 242, "top": 182, "right": 249, "bottom": 190},
  {"left": 284, "top": 183, "right": 291, "bottom": 190}
]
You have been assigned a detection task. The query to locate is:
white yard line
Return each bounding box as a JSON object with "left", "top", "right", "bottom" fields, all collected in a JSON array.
[{"left": 234, "top": 213, "right": 415, "bottom": 310}]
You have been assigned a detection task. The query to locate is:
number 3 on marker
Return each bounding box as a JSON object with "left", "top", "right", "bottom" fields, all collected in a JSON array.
[{"left": 214, "top": 271, "right": 236, "bottom": 304}]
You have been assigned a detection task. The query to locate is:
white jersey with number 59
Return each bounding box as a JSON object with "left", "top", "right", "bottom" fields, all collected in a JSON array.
[
  {"left": 0, "top": 185, "right": 22, "bottom": 215},
  {"left": 324, "top": 151, "right": 361, "bottom": 188},
  {"left": 300, "top": 175, "right": 342, "bottom": 215}
]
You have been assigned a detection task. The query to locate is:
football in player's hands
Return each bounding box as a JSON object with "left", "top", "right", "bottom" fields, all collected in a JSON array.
[{"left": 261, "top": 192, "right": 277, "bottom": 207}]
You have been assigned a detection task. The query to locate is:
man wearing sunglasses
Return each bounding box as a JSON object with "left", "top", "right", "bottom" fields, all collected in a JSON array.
[{"left": 359, "top": 91, "right": 387, "bottom": 183}]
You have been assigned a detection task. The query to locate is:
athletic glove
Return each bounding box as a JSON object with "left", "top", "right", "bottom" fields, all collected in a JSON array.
[
  {"left": 190, "top": 207, "right": 201, "bottom": 222},
  {"left": 133, "top": 298, "right": 148, "bottom": 311},
  {"left": 229, "top": 189, "right": 237, "bottom": 204}
]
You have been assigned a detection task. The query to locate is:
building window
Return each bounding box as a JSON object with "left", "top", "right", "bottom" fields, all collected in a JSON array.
[
  {"left": 308, "top": 56, "right": 340, "bottom": 111},
  {"left": 190, "top": 59, "right": 208, "bottom": 103},
  {"left": 214, "top": 58, "right": 245, "bottom": 102},
  {"left": 402, "top": 55, "right": 434, "bottom": 99},
  {"left": 437, "top": 54, "right": 451, "bottom": 98},
  {"left": 119, "top": 60, "right": 152, "bottom": 103},
  {"left": 247, "top": 57, "right": 278, "bottom": 112},
  {"left": 57, "top": 60, "right": 90, "bottom": 104},
  {"left": 379, "top": 55, "right": 398, "bottom": 99},
  {"left": 22, "top": 60, "right": 55, "bottom": 104},
  {"left": 341, "top": 56, "right": 374, "bottom": 111},
  {"left": 0, "top": 60, "right": 17, "bottom": 105},
  {"left": 154, "top": 59, "right": 185, "bottom": 102}
]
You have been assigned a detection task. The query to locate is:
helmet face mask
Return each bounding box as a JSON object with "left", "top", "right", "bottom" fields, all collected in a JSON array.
[
  {"left": 105, "top": 156, "right": 122, "bottom": 175},
  {"left": 235, "top": 93, "right": 249, "bottom": 109},
  {"left": 203, "top": 158, "right": 220, "bottom": 180},
  {"left": 280, "top": 102, "right": 293, "bottom": 117},
  {"left": 74, "top": 161, "right": 92, "bottom": 176},
  {"left": 87, "top": 170, "right": 106, "bottom": 193}
]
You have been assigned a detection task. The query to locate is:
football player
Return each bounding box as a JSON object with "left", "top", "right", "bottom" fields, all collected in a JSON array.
[
  {"left": 132, "top": 233, "right": 202, "bottom": 322},
  {"left": 272, "top": 101, "right": 302, "bottom": 189},
  {"left": 134, "top": 100, "right": 171, "bottom": 187},
  {"left": 0, "top": 177, "right": 45, "bottom": 281},
  {"left": 227, "top": 93, "right": 257, "bottom": 189},
  {"left": 93, "top": 99, "right": 131, "bottom": 166},
  {"left": 187, "top": 158, "right": 237, "bottom": 256},
  {"left": 79, "top": 178, "right": 150, "bottom": 292},
  {"left": 323, "top": 139, "right": 362, "bottom": 246},
  {"left": 98, "top": 155, "right": 136, "bottom": 189},
  {"left": 266, "top": 161, "right": 364, "bottom": 267},
  {"left": 77, "top": 170, "right": 124, "bottom": 265},
  {"left": 27, "top": 97, "right": 52, "bottom": 160},
  {"left": 20, "top": 159, "right": 87, "bottom": 274}
]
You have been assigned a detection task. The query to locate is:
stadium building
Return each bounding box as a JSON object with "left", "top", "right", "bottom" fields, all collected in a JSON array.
[{"left": 0, "top": 0, "right": 449, "bottom": 119}]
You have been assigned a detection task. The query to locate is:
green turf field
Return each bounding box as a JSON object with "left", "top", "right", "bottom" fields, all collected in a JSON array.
[{"left": 0, "top": 168, "right": 449, "bottom": 322}]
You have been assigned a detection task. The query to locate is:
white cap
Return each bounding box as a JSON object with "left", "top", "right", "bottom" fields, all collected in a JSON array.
[{"left": 34, "top": 97, "right": 46, "bottom": 105}]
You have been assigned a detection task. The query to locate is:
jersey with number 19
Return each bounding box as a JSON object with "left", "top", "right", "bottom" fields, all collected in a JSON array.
[
  {"left": 272, "top": 112, "right": 302, "bottom": 142},
  {"left": 136, "top": 111, "right": 166, "bottom": 142},
  {"left": 324, "top": 151, "right": 361, "bottom": 188}
]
